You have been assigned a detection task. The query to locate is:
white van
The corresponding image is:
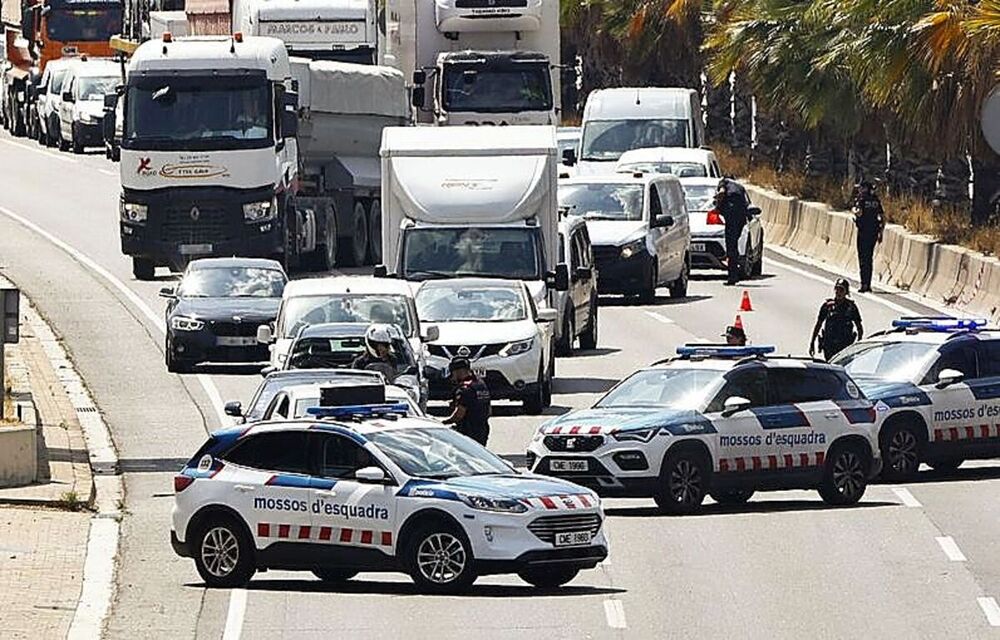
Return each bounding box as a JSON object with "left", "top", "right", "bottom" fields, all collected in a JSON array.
[
  {"left": 566, "top": 88, "right": 705, "bottom": 176},
  {"left": 57, "top": 58, "right": 119, "bottom": 153},
  {"left": 37, "top": 58, "right": 77, "bottom": 147}
]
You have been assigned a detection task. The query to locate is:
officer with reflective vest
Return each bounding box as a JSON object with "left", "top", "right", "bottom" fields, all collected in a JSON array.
[
  {"left": 809, "top": 278, "right": 864, "bottom": 361},
  {"left": 442, "top": 357, "right": 492, "bottom": 446}
]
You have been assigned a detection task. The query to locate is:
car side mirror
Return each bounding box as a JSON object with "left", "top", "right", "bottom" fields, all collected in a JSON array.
[
  {"left": 224, "top": 401, "right": 243, "bottom": 417},
  {"left": 411, "top": 85, "right": 426, "bottom": 109},
  {"left": 373, "top": 264, "right": 389, "bottom": 278},
  {"left": 421, "top": 325, "right": 440, "bottom": 342},
  {"left": 547, "top": 263, "right": 570, "bottom": 292},
  {"left": 260, "top": 365, "right": 276, "bottom": 377},
  {"left": 537, "top": 308, "right": 558, "bottom": 323},
  {"left": 654, "top": 214, "right": 674, "bottom": 228},
  {"left": 256, "top": 324, "right": 273, "bottom": 344},
  {"left": 412, "top": 70, "right": 427, "bottom": 86},
  {"left": 748, "top": 206, "right": 762, "bottom": 217},
  {"left": 936, "top": 368, "right": 964, "bottom": 388},
  {"left": 281, "top": 107, "right": 297, "bottom": 138},
  {"left": 562, "top": 148, "right": 577, "bottom": 166},
  {"left": 158, "top": 286, "right": 175, "bottom": 298},
  {"left": 62, "top": 91, "right": 74, "bottom": 103},
  {"left": 575, "top": 266, "right": 592, "bottom": 281},
  {"left": 722, "top": 396, "right": 752, "bottom": 416},
  {"left": 355, "top": 466, "right": 390, "bottom": 484}
]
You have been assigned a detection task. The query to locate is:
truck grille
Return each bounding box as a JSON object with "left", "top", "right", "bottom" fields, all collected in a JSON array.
[
  {"left": 428, "top": 344, "right": 505, "bottom": 359},
  {"left": 543, "top": 435, "right": 604, "bottom": 452},
  {"left": 455, "top": 0, "right": 527, "bottom": 7},
  {"left": 160, "top": 204, "right": 231, "bottom": 245},
  {"left": 592, "top": 245, "right": 621, "bottom": 268},
  {"left": 527, "top": 514, "right": 602, "bottom": 544}
]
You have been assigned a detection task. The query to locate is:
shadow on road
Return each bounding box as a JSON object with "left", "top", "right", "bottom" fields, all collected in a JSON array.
[
  {"left": 599, "top": 294, "right": 712, "bottom": 308},
  {"left": 554, "top": 377, "right": 618, "bottom": 395},
  {"left": 604, "top": 499, "right": 898, "bottom": 518},
  {"left": 878, "top": 464, "right": 1000, "bottom": 486},
  {"left": 568, "top": 347, "right": 621, "bottom": 358},
  {"left": 189, "top": 363, "right": 267, "bottom": 376},
  {"left": 222, "top": 579, "right": 626, "bottom": 598}
]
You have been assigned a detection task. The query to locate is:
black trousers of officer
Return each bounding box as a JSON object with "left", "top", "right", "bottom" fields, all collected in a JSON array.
[
  {"left": 725, "top": 221, "right": 746, "bottom": 284},
  {"left": 857, "top": 228, "right": 878, "bottom": 290},
  {"left": 457, "top": 422, "right": 490, "bottom": 446}
]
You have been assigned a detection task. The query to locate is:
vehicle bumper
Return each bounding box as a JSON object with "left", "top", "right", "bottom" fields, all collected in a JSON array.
[
  {"left": 171, "top": 529, "right": 192, "bottom": 558},
  {"left": 592, "top": 246, "right": 652, "bottom": 294},
  {"left": 526, "top": 441, "right": 663, "bottom": 497},
  {"left": 425, "top": 350, "right": 542, "bottom": 401},
  {"left": 168, "top": 324, "right": 270, "bottom": 365},
  {"left": 120, "top": 186, "right": 282, "bottom": 270},
  {"left": 476, "top": 546, "right": 609, "bottom": 575},
  {"left": 690, "top": 233, "right": 728, "bottom": 270},
  {"left": 73, "top": 120, "right": 103, "bottom": 146}
]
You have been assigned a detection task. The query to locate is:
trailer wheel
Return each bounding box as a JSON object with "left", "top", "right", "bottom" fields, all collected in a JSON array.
[
  {"left": 368, "top": 199, "right": 382, "bottom": 265},
  {"left": 321, "top": 204, "right": 339, "bottom": 272},
  {"left": 339, "top": 201, "right": 369, "bottom": 267}
]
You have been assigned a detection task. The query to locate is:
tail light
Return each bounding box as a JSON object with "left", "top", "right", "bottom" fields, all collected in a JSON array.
[
  {"left": 174, "top": 475, "right": 195, "bottom": 493},
  {"left": 706, "top": 209, "right": 724, "bottom": 225}
]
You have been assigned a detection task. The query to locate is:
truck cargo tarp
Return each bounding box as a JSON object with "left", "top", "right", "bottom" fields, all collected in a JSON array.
[
  {"left": 294, "top": 58, "right": 407, "bottom": 119},
  {"left": 185, "top": 0, "right": 229, "bottom": 15},
  {"left": 2, "top": 0, "right": 21, "bottom": 26}
]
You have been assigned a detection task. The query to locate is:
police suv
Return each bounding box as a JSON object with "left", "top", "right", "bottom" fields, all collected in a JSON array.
[
  {"left": 831, "top": 317, "right": 1000, "bottom": 481},
  {"left": 171, "top": 389, "right": 608, "bottom": 592},
  {"left": 527, "top": 346, "right": 882, "bottom": 514}
]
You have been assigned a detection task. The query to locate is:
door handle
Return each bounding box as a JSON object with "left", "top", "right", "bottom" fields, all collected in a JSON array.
[
  {"left": 234, "top": 485, "right": 256, "bottom": 493},
  {"left": 824, "top": 412, "right": 839, "bottom": 420},
  {"left": 314, "top": 489, "right": 337, "bottom": 497}
]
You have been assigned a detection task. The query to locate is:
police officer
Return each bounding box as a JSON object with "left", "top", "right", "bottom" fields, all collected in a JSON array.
[
  {"left": 714, "top": 177, "right": 752, "bottom": 286},
  {"left": 852, "top": 181, "right": 885, "bottom": 293},
  {"left": 809, "top": 278, "right": 864, "bottom": 361},
  {"left": 442, "top": 357, "right": 491, "bottom": 446},
  {"left": 723, "top": 324, "right": 747, "bottom": 346}
]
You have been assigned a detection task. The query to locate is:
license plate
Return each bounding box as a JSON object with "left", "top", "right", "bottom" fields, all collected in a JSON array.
[
  {"left": 217, "top": 336, "right": 258, "bottom": 347},
  {"left": 691, "top": 242, "right": 706, "bottom": 252},
  {"left": 554, "top": 530, "right": 592, "bottom": 547},
  {"left": 550, "top": 459, "right": 588, "bottom": 472},
  {"left": 180, "top": 243, "right": 213, "bottom": 256}
]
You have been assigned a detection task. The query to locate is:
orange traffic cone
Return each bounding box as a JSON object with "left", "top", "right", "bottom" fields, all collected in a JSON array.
[
  {"left": 733, "top": 314, "right": 744, "bottom": 330},
  {"left": 740, "top": 290, "right": 753, "bottom": 312}
]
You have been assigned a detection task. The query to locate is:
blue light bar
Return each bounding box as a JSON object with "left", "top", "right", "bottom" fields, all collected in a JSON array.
[
  {"left": 891, "top": 317, "right": 987, "bottom": 332},
  {"left": 306, "top": 403, "right": 410, "bottom": 419},
  {"left": 675, "top": 344, "right": 776, "bottom": 358}
]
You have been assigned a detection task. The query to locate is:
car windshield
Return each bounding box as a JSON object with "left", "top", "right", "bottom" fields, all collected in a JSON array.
[
  {"left": 619, "top": 161, "right": 706, "bottom": 178},
  {"left": 402, "top": 227, "right": 542, "bottom": 281},
  {"left": 682, "top": 184, "right": 717, "bottom": 212},
  {"left": 559, "top": 183, "right": 645, "bottom": 221},
  {"left": 246, "top": 373, "right": 381, "bottom": 421},
  {"left": 178, "top": 267, "right": 285, "bottom": 298},
  {"left": 580, "top": 119, "right": 688, "bottom": 162},
  {"left": 596, "top": 368, "right": 723, "bottom": 410},
  {"left": 47, "top": 5, "right": 122, "bottom": 42},
  {"left": 293, "top": 393, "right": 419, "bottom": 418},
  {"left": 830, "top": 341, "right": 934, "bottom": 382},
  {"left": 77, "top": 75, "right": 118, "bottom": 101},
  {"left": 441, "top": 63, "right": 552, "bottom": 113},
  {"left": 280, "top": 295, "right": 413, "bottom": 338},
  {"left": 368, "top": 427, "right": 513, "bottom": 479},
  {"left": 50, "top": 69, "right": 70, "bottom": 94},
  {"left": 286, "top": 335, "right": 415, "bottom": 371},
  {"left": 417, "top": 285, "right": 527, "bottom": 323}
]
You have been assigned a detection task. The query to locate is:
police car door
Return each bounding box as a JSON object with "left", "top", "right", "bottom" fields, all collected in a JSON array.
[
  {"left": 703, "top": 365, "right": 769, "bottom": 477},
  {"left": 309, "top": 433, "right": 398, "bottom": 554},
  {"left": 972, "top": 340, "right": 1000, "bottom": 446},
  {"left": 920, "top": 340, "right": 980, "bottom": 448}
]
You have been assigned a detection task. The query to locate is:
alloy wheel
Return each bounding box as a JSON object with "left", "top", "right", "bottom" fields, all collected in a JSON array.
[
  {"left": 832, "top": 450, "right": 865, "bottom": 499},
  {"left": 416, "top": 533, "right": 467, "bottom": 585},
  {"left": 201, "top": 526, "right": 240, "bottom": 578},
  {"left": 888, "top": 429, "right": 919, "bottom": 476},
  {"left": 669, "top": 459, "right": 702, "bottom": 505}
]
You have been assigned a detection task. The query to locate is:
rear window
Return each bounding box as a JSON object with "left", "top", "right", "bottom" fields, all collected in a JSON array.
[
  {"left": 223, "top": 431, "right": 310, "bottom": 474},
  {"left": 767, "top": 369, "right": 860, "bottom": 404}
]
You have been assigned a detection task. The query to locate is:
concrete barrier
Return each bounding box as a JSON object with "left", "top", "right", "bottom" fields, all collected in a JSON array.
[{"left": 0, "top": 422, "right": 37, "bottom": 488}]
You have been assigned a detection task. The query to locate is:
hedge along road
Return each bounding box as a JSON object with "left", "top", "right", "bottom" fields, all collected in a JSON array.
[{"left": 3, "top": 129, "right": 1000, "bottom": 638}]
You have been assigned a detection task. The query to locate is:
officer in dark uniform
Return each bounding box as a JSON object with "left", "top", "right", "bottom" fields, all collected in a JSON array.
[
  {"left": 809, "top": 278, "right": 864, "bottom": 361},
  {"left": 442, "top": 357, "right": 491, "bottom": 446},
  {"left": 714, "top": 177, "right": 752, "bottom": 286},
  {"left": 852, "top": 181, "right": 885, "bottom": 293}
]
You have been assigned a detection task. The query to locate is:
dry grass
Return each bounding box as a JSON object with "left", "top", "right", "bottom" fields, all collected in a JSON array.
[{"left": 713, "top": 146, "right": 1000, "bottom": 257}]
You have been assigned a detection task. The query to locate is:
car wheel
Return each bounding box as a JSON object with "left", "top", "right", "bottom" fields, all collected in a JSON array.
[
  {"left": 927, "top": 458, "right": 964, "bottom": 472},
  {"left": 58, "top": 134, "right": 69, "bottom": 152},
  {"left": 132, "top": 257, "right": 155, "bottom": 280},
  {"left": 523, "top": 361, "right": 546, "bottom": 415},
  {"left": 165, "top": 337, "right": 194, "bottom": 374},
  {"left": 879, "top": 421, "right": 923, "bottom": 482},
  {"left": 709, "top": 489, "right": 755, "bottom": 505},
  {"left": 819, "top": 443, "right": 869, "bottom": 506},
  {"left": 518, "top": 567, "right": 580, "bottom": 589},
  {"left": 579, "top": 301, "right": 598, "bottom": 351},
  {"left": 654, "top": 449, "right": 708, "bottom": 515},
  {"left": 639, "top": 262, "right": 658, "bottom": 304},
  {"left": 751, "top": 232, "right": 764, "bottom": 276},
  {"left": 312, "top": 568, "right": 358, "bottom": 583},
  {"left": 669, "top": 255, "right": 689, "bottom": 299},
  {"left": 405, "top": 523, "right": 476, "bottom": 593},
  {"left": 555, "top": 309, "right": 574, "bottom": 357},
  {"left": 367, "top": 199, "right": 382, "bottom": 265},
  {"left": 193, "top": 515, "right": 256, "bottom": 588},
  {"left": 542, "top": 362, "right": 553, "bottom": 408},
  {"left": 71, "top": 126, "right": 83, "bottom": 154},
  {"left": 339, "top": 201, "right": 369, "bottom": 267}
]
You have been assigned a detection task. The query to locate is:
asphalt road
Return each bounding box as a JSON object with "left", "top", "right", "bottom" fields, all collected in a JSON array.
[{"left": 3, "top": 130, "right": 1000, "bottom": 638}]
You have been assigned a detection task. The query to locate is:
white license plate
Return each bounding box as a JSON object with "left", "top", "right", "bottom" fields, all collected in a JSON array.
[
  {"left": 217, "top": 336, "right": 258, "bottom": 347},
  {"left": 554, "top": 530, "right": 592, "bottom": 547},
  {"left": 550, "top": 459, "right": 588, "bottom": 472},
  {"left": 691, "top": 242, "right": 706, "bottom": 252},
  {"left": 180, "top": 243, "right": 213, "bottom": 256}
]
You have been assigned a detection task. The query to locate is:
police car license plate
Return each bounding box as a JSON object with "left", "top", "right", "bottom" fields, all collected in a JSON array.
[
  {"left": 554, "top": 530, "right": 592, "bottom": 547},
  {"left": 691, "top": 242, "right": 706, "bottom": 252},
  {"left": 179, "top": 243, "right": 213, "bottom": 255},
  {"left": 550, "top": 459, "right": 588, "bottom": 472},
  {"left": 217, "top": 336, "right": 258, "bottom": 347}
]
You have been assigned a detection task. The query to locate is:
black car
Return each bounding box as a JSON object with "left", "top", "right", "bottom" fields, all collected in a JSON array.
[{"left": 160, "top": 258, "right": 287, "bottom": 372}]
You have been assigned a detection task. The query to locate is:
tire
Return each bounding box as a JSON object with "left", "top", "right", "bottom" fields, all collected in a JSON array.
[
  {"left": 312, "top": 568, "right": 358, "bottom": 583},
  {"left": 71, "top": 125, "right": 83, "bottom": 154},
  {"left": 879, "top": 421, "right": 924, "bottom": 482},
  {"left": 710, "top": 489, "right": 755, "bottom": 505},
  {"left": 518, "top": 566, "right": 579, "bottom": 589},
  {"left": 579, "top": 300, "right": 598, "bottom": 351},
  {"left": 281, "top": 203, "right": 301, "bottom": 273},
  {"left": 639, "top": 262, "right": 657, "bottom": 304},
  {"left": 751, "top": 232, "right": 764, "bottom": 277},
  {"left": 927, "top": 458, "right": 964, "bottom": 472},
  {"left": 669, "top": 255, "right": 690, "bottom": 299},
  {"left": 193, "top": 516, "right": 256, "bottom": 588},
  {"left": 132, "top": 257, "right": 155, "bottom": 280},
  {"left": 405, "top": 523, "right": 476, "bottom": 593},
  {"left": 58, "top": 134, "right": 69, "bottom": 152},
  {"left": 555, "top": 308, "right": 574, "bottom": 356},
  {"left": 165, "top": 336, "right": 195, "bottom": 374},
  {"left": 339, "top": 201, "right": 369, "bottom": 267},
  {"left": 819, "top": 443, "right": 870, "bottom": 506},
  {"left": 523, "top": 361, "right": 546, "bottom": 415},
  {"left": 110, "top": 143, "right": 120, "bottom": 162},
  {"left": 367, "top": 199, "right": 382, "bottom": 265},
  {"left": 653, "top": 448, "right": 708, "bottom": 515},
  {"left": 542, "top": 362, "right": 553, "bottom": 408}
]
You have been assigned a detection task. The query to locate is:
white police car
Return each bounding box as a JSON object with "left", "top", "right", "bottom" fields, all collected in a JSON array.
[
  {"left": 171, "top": 398, "right": 607, "bottom": 592},
  {"left": 527, "top": 345, "right": 882, "bottom": 514},
  {"left": 831, "top": 317, "right": 1000, "bottom": 481}
]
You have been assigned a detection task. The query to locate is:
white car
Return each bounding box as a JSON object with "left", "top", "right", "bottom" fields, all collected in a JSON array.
[
  {"left": 171, "top": 401, "right": 608, "bottom": 592},
  {"left": 527, "top": 345, "right": 882, "bottom": 514},
  {"left": 680, "top": 177, "right": 764, "bottom": 278},
  {"left": 227, "top": 368, "right": 388, "bottom": 423},
  {"left": 57, "top": 58, "right": 119, "bottom": 154},
  {"left": 616, "top": 147, "right": 722, "bottom": 179},
  {"left": 36, "top": 58, "right": 76, "bottom": 148},
  {"left": 559, "top": 172, "right": 691, "bottom": 301},
  {"left": 258, "top": 276, "right": 436, "bottom": 370},
  {"left": 257, "top": 381, "right": 424, "bottom": 419},
  {"left": 416, "top": 278, "right": 557, "bottom": 415},
  {"left": 831, "top": 317, "right": 1000, "bottom": 481}
]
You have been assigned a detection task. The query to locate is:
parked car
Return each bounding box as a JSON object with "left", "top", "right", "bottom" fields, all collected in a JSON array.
[
  {"left": 680, "top": 177, "right": 763, "bottom": 278},
  {"left": 36, "top": 58, "right": 76, "bottom": 148},
  {"left": 555, "top": 215, "right": 599, "bottom": 355}
]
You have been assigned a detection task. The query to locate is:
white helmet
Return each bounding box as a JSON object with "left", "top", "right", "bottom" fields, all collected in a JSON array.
[{"left": 365, "top": 324, "right": 393, "bottom": 357}]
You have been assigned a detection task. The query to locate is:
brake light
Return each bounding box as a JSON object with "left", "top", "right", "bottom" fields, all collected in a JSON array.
[
  {"left": 174, "top": 475, "right": 195, "bottom": 492},
  {"left": 706, "top": 209, "right": 724, "bottom": 225},
  {"left": 233, "top": 32, "right": 243, "bottom": 43},
  {"left": 162, "top": 32, "right": 172, "bottom": 43}
]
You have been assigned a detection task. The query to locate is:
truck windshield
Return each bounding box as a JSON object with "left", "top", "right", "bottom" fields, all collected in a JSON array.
[
  {"left": 559, "top": 183, "right": 645, "bottom": 221},
  {"left": 580, "top": 119, "right": 688, "bottom": 162},
  {"left": 442, "top": 63, "right": 552, "bottom": 114},
  {"left": 47, "top": 5, "right": 122, "bottom": 42},
  {"left": 124, "top": 77, "right": 273, "bottom": 151},
  {"left": 402, "top": 227, "right": 543, "bottom": 281}
]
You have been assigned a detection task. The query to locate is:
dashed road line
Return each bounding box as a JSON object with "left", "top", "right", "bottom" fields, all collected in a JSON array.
[
  {"left": 222, "top": 589, "right": 248, "bottom": 640},
  {"left": 644, "top": 311, "right": 674, "bottom": 324},
  {"left": 978, "top": 597, "right": 1000, "bottom": 627},
  {"left": 891, "top": 488, "right": 922, "bottom": 508},
  {"left": 935, "top": 536, "right": 967, "bottom": 562},
  {"left": 0, "top": 136, "right": 79, "bottom": 163},
  {"left": 603, "top": 599, "right": 627, "bottom": 629}
]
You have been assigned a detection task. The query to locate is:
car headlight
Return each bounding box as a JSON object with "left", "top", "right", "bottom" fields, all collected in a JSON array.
[
  {"left": 620, "top": 239, "right": 646, "bottom": 259},
  {"left": 120, "top": 201, "right": 147, "bottom": 223},
  {"left": 611, "top": 428, "right": 658, "bottom": 442},
  {"left": 243, "top": 199, "right": 276, "bottom": 223},
  {"left": 460, "top": 494, "right": 528, "bottom": 514},
  {"left": 500, "top": 337, "right": 534, "bottom": 357},
  {"left": 170, "top": 316, "right": 204, "bottom": 331}
]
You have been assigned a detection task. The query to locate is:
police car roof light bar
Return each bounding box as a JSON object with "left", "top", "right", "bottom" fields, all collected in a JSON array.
[
  {"left": 306, "top": 403, "right": 410, "bottom": 420},
  {"left": 891, "top": 317, "right": 987, "bottom": 332},
  {"left": 676, "top": 345, "right": 776, "bottom": 359}
]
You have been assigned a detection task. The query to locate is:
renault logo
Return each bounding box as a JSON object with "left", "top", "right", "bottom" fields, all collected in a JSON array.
[
  {"left": 190, "top": 206, "right": 200, "bottom": 221},
  {"left": 457, "top": 346, "right": 471, "bottom": 357}
]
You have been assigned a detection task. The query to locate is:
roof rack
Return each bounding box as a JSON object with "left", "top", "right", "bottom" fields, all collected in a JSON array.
[
  {"left": 306, "top": 403, "right": 409, "bottom": 421},
  {"left": 674, "top": 344, "right": 776, "bottom": 361},
  {"left": 891, "top": 316, "right": 988, "bottom": 334}
]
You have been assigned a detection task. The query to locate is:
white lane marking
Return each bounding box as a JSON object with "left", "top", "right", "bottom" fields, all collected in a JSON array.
[
  {"left": 935, "top": 536, "right": 967, "bottom": 562},
  {"left": 891, "top": 487, "right": 922, "bottom": 508},
  {"left": 603, "top": 599, "right": 627, "bottom": 629},
  {"left": 765, "top": 256, "right": 916, "bottom": 316},
  {"left": 222, "top": 589, "right": 248, "bottom": 640},
  {"left": 67, "top": 518, "right": 119, "bottom": 640},
  {"left": 644, "top": 311, "right": 674, "bottom": 324},
  {"left": 98, "top": 168, "right": 117, "bottom": 177},
  {"left": 0, "top": 136, "right": 79, "bottom": 163},
  {"left": 978, "top": 597, "right": 1000, "bottom": 627}
]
